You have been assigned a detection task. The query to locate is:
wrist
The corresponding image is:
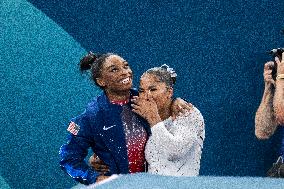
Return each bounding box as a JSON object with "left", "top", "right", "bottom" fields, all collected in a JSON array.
[
  {"left": 148, "top": 114, "right": 162, "bottom": 127},
  {"left": 96, "top": 175, "right": 109, "bottom": 183},
  {"left": 276, "top": 74, "right": 284, "bottom": 80}
]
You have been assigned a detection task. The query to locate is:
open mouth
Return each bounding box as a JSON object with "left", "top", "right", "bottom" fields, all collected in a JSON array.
[{"left": 120, "top": 77, "right": 131, "bottom": 84}]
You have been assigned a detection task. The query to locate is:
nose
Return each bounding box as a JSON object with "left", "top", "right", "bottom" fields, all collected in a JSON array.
[{"left": 121, "top": 67, "right": 132, "bottom": 76}]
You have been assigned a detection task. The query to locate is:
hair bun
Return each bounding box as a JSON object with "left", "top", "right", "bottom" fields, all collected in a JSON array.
[
  {"left": 160, "top": 64, "right": 177, "bottom": 78},
  {"left": 79, "top": 51, "right": 97, "bottom": 71}
]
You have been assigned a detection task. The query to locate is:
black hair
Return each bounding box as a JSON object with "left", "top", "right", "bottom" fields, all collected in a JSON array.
[
  {"left": 144, "top": 64, "right": 177, "bottom": 88},
  {"left": 79, "top": 52, "right": 115, "bottom": 88}
]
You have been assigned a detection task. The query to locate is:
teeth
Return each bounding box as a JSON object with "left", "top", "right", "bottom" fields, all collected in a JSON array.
[{"left": 121, "top": 78, "right": 130, "bottom": 84}]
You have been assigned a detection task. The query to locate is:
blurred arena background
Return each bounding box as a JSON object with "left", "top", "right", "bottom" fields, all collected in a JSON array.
[{"left": 1, "top": 0, "right": 284, "bottom": 188}]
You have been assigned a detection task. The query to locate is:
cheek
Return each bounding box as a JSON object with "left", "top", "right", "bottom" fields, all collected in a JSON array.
[
  {"left": 153, "top": 91, "right": 170, "bottom": 104},
  {"left": 151, "top": 94, "right": 163, "bottom": 104}
]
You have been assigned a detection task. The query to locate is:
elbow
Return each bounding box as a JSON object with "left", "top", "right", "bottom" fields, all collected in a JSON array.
[
  {"left": 168, "top": 142, "right": 194, "bottom": 160},
  {"left": 255, "top": 130, "right": 271, "bottom": 140},
  {"left": 168, "top": 149, "right": 186, "bottom": 161}
]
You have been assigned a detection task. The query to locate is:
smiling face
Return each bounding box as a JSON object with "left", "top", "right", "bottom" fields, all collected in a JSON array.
[
  {"left": 96, "top": 55, "right": 133, "bottom": 92},
  {"left": 139, "top": 73, "right": 173, "bottom": 111}
]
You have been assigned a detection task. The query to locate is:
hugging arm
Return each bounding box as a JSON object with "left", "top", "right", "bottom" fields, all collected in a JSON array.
[
  {"left": 148, "top": 108, "right": 204, "bottom": 159},
  {"left": 59, "top": 112, "right": 100, "bottom": 185},
  {"left": 171, "top": 98, "right": 193, "bottom": 119}
]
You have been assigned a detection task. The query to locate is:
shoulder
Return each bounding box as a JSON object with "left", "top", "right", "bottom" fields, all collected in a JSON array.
[
  {"left": 69, "top": 95, "right": 104, "bottom": 131},
  {"left": 187, "top": 106, "right": 204, "bottom": 120},
  {"left": 85, "top": 92, "right": 107, "bottom": 114},
  {"left": 175, "top": 106, "right": 204, "bottom": 128},
  {"left": 86, "top": 97, "right": 99, "bottom": 113}
]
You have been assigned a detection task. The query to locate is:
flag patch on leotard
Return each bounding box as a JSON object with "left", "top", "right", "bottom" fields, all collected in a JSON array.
[{"left": 67, "top": 122, "right": 80, "bottom": 135}]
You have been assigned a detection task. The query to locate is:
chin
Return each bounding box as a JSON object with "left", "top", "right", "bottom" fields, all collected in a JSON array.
[{"left": 119, "top": 84, "right": 132, "bottom": 91}]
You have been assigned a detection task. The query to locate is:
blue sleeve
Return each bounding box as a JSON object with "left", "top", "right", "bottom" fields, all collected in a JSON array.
[{"left": 59, "top": 109, "right": 100, "bottom": 185}]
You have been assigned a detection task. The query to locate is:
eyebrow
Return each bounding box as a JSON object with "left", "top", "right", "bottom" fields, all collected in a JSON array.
[
  {"left": 139, "top": 85, "right": 157, "bottom": 90},
  {"left": 105, "top": 65, "right": 116, "bottom": 70},
  {"left": 105, "top": 61, "right": 128, "bottom": 70}
]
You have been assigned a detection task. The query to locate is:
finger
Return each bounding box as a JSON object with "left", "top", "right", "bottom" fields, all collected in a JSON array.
[
  {"left": 177, "top": 103, "right": 189, "bottom": 113},
  {"left": 282, "top": 52, "right": 284, "bottom": 63},
  {"left": 178, "top": 105, "right": 187, "bottom": 114},
  {"left": 265, "top": 69, "right": 273, "bottom": 74},
  {"left": 132, "top": 98, "right": 144, "bottom": 106},
  {"left": 132, "top": 108, "right": 143, "bottom": 117},
  {"left": 91, "top": 163, "right": 109, "bottom": 171},
  {"left": 264, "top": 74, "right": 273, "bottom": 79},
  {"left": 172, "top": 114, "right": 177, "bottom": 120},
  {"left": 269, "top": 79, "right": 276, "bottom": 86},
  {"left": 264, "top": 61, "right": 275, "bottom": 70},
  {"left": 131, "top": 96, "right": 139, "bottom": 104},
  {"left": 98, "top": 159, "right": 105, "bottom": 164},
  {"left": 132, "top": 105, "right": 143, "bottom": 116},
  {"left": 264, "top": 73, "right": 273, "bottom": 80},
  {"left": 94, "top": 156, "right": 102, "bottom": 163},
  {"left": 183, "top": 103, "right": 194, "bottom": 112},
  {"left": 180, "top": 108, "right": 191, "bottom": 116},
  {"left": 275, "top": 56, "right": 281, "bottom": 64},
  {"left": 89, "top": 155, "right": 97, "bottom": 165},
  {"left": 131, "top": 103, "right": 140, "bottom": 110},
  {"left": 264, "top": 76, "right": 273, "bottom": 82},
  {"left": 177, "top": 112, "right": 183, "bottom": 118},
  {"left": 131, "top": 96, "right": 139, "bottom": 101},
  {"left": 264, "top": 77, "right": 275, "bottom": 85},
  {"left": 98, "top": 165, "right": 109, "bottom": 170}
]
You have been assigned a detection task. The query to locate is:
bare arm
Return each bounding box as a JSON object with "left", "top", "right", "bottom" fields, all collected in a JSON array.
[
  {"left": 255, "top": 62, "right": 278, "bottom": 139},
  {"left": 274, "top": 54, "right": 284, "bottom": 125}
]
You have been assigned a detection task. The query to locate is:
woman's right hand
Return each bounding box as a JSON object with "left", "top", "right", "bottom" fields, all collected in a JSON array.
[
  {"left": 89, "top": 153, "right": 110, "bottom": 174},
  {"left": 131, "top": 95, "right": 162, "bottom": 127},
  {"left": 96, "top": 175, "right": 110, "bottom": 183}
]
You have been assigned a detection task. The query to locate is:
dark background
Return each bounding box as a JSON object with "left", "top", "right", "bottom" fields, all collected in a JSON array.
[{"left": 1, "top": 0, "right": 284, "bottom": 188}]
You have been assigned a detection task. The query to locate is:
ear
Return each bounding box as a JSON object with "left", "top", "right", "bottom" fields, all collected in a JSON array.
[
  {"left": 166, "top": 87, "right": 173, "bottom": 98},
  {"left": 96, "top": 78, "right": 106, "bottom": 88}
]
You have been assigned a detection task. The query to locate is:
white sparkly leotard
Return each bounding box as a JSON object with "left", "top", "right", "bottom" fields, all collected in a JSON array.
[{"left": 145, "top": 107, "right": 205, "bottom": 176}]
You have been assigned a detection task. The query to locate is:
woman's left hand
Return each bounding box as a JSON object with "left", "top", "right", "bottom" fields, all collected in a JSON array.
[
  {"left": 171, "top": 98, "right": 193, "bottom": 120},
  {"left": 89, "top": 153, "right": 109, "bottom": 174},
  {"left": 131, "top": 95, "right": 162, "bottom": 127}
]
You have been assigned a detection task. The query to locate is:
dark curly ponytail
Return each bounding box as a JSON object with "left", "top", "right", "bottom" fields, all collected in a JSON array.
[{"left": 79, "top": 52, "right": 115, "bottom": 88}]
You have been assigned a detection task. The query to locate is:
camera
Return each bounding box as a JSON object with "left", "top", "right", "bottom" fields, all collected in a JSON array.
[{"left": 268, "top": 48, "right": 284, "bottom": 57}]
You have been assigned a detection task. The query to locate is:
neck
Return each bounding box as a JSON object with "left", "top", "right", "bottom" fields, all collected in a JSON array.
[
  {"left": 158, "top": 100, "right": 172, "bottom": 121},
  {"left": 105, "top": 89, "right": 130, "bottom": 102}
]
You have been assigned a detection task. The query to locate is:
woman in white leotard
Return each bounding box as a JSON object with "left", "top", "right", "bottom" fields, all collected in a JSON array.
[{"left": 132, "top": 64, "right": 205, "bottom": 176}]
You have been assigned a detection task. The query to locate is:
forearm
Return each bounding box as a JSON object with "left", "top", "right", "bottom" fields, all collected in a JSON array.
[
  {"left": 59, "top": 137, "right": 99, "bottom": 184},
  {"left": 149, "top": 122, "right": 195, "bottom": 158},
  {"left": 255, "top": 84, "right": 277, "bottom": 139},
  {"left": 149, "top": 111, "right": 203, "bottom": 158},
  {"left": 274, "top": 79, "right": 284, "bottom": 125}
]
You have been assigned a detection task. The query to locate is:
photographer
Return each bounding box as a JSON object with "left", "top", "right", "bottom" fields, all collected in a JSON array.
[{"left": 255, "top": 51, "right": 284, "bottom": 177}]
